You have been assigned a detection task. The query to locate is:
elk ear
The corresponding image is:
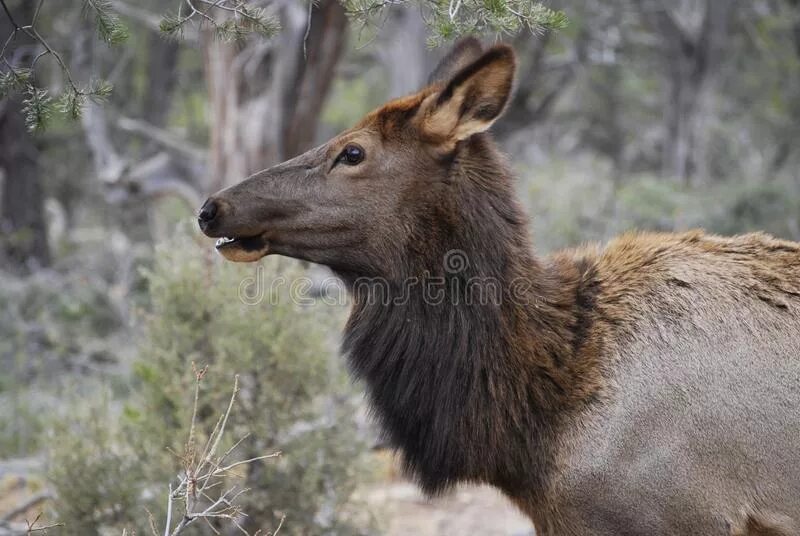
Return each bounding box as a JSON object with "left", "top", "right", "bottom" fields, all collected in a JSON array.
[
  {"left": 419, "top": 45, "right": 516, "bottom": 145},
  {"left": 427, "top": 37, "right": 484, "bottom": 85}
]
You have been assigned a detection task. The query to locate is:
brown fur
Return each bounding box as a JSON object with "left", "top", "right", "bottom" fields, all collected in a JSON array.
[{"left": 199, "top": 40, "right": 800, "bottom": 535}]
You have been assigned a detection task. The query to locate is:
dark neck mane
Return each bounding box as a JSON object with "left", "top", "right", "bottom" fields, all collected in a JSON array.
[{"left": 340, "top": 135, "right": 600, "bottom": 497}]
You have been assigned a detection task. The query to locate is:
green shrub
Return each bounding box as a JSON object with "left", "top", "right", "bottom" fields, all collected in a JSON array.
[
  {"left": 521, "top": 159, "right": 800, "bottom": 253},
  {"left": 709, "top": 180, "right": 800, "bottom": 240},
  {"left": 46, "top": 235, "right": 375, "bottom": 535},
  {"left": 0, "top": 267, "right": 128, "bottom": 457},
  {"left": 48, "top": 391, "right": 152, "bottom": 536}
]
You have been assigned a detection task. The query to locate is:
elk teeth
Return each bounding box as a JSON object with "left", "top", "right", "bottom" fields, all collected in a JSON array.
[{"left": 216, "top": 237, "right": 236, "bottom": 247}]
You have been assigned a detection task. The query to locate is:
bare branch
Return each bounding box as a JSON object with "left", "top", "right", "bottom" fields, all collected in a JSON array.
[
  {"left": 117, "top": 116, "right": 207, "bottom": 163},
  {"left": 156, "top": 369, "right": 281, "bottom": 536},
  {"left": 0, "top": 0, "right": 20, "bottom": 30}
]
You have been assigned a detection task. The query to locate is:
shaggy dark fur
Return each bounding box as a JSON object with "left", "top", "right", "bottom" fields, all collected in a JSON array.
[{"left": 340, "top": 133, "right": 597, "bottom": 497}]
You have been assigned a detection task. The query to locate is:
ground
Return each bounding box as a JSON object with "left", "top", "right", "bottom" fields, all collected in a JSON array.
[
  {"left": 365, "top": 479, "right": 535, "bottom": 536},
  {"left": 1, "top": 454, "right": 535, "bottom": 535}
]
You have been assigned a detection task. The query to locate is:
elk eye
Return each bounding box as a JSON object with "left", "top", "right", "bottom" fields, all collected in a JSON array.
[{"left": 338, "top": 144, "right": 364, "bottom": 166}]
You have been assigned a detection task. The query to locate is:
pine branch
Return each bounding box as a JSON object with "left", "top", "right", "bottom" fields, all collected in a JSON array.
[
  {"left": 85, "top": 0, "right": 131, "bottom": 44},
  {"left": 57, "top": 87, "right": 85, "bottom": 120},
  {"left": 341, "top": 0, "right": 568, "bottom": 46},
  {"left": 0, "top": 67, "right": 30, "bottom": 98},
  {"left": 159, "top": 0, "right": 281, "bottom": 42},
  {"left": 0, "top": 0, "right": 127, "bottom": 131},
  {"left": 22, "top": 86, "right": 54, "bottom": 132}
]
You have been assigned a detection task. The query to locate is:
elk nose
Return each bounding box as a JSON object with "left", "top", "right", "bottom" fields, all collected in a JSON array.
[{"left": 198, "top": 199, "right": 218, "bottom": 224}]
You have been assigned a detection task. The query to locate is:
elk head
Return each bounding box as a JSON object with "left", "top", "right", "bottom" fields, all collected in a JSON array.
[{"left": 198, "top": 39, "right": 516, "bottom": 279}]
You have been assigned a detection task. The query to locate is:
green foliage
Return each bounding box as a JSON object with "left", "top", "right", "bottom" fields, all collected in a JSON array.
[
  {"left": 214, "top": 12, "right": 282, "bottom": 43},
  {"left": 159, "top": 2, "right": 281, "bottom": 43},
  {"left": 214, "top": 18, "right": 259, "bottom": 42},
  {"left": 709, "top": 180, "right": 800, "bottom": 239},
  {"left": 159, "top": 12, "right": 185, "bottom": 38},
  {"left": 22, "top": 86, "right": 55, "bottom": 132},
  {"left": 342, "top": 0, "right": 568, "bottom": 46},
  {"left": 130, "top": 239, "right": 374, "bottom": 534},
  {"left": 2, "top": 0, "right": 561, "bottom": 133},
  {"left": 225, "top": 4, "right": 282, "bottom": 39},
  {"left": 0, "top": 248, "right": 135, "bottom": 458},
  {"left": 10, "top": 78, "right": 113, "bottom": 130},
  {"left": 0, "top": 1, "right": 123, "bottom": 132},
  {"left": 57, "top": 88, "right": 85, "bottom": 120},
  {"left": 615, "top": 177, "right": 690, "bottom": 231},
  {"left": 322, "top": 68, "right": 387, "bottom": 130},
  {"left": 522, "top": 158, "right": 800, "bottom": 253},
  {"left": 48, "top": 394, "right": 152, "bottom": 536},
  {"left": 41, "top": 236, "right": 375, "bottom": 535},
  {"left": 0, "top": 389, "right": 47, "bottom": 456},
  {"left": 0, "top": 67, "right": 31, "bottom": 99},
  {"left": 84, "top": 0, "right": 130, "bottom": 45},
  {"left": 87, "top": 78, "right": 114, "bottom": 100}
]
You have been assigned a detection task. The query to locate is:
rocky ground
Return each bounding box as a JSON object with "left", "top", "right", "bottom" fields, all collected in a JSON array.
[{"left": 365, "top": 480, "right": 535, "bottom": 536}]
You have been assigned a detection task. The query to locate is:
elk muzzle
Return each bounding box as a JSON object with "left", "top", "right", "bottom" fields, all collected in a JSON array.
[
  {"left": 197, "top": 148, "right": 328, "bottom": 262},
  {"left": 197, "top": 194, "right": 273, "bottom": 262}
]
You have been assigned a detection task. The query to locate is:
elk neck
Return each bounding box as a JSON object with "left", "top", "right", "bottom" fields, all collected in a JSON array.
[{"left": 340, "top": 134, "right": 605, "bottom": 499}]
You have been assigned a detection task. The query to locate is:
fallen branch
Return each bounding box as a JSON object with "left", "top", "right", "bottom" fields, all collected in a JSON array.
[
  {"left": 117, "top": 116, "right": 206, "bottom": 163},
  {"left": 0, "top": 492, "right": 53, "bottom": 524}
]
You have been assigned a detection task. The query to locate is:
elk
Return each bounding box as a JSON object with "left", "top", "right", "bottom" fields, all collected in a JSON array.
[{"left": 198, "top": 39, "right": 800, "bottom": 535}]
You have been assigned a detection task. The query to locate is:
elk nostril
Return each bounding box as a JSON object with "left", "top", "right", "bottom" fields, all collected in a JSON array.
[{"left": 198, "top": 199, "right": 218, "bottom": 223}]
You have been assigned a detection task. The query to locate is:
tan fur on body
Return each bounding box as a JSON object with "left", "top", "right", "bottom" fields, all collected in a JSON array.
[
  {"left": 524, "top": 231, "right": 800, "bottom": 535},
  {"left": 199, "top": 39, "right": 800, "bottom": 535}
]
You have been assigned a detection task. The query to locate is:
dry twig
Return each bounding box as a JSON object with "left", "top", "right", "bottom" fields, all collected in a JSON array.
[{"left": 157, "top": 364, "right": 282, "bottom": 536}]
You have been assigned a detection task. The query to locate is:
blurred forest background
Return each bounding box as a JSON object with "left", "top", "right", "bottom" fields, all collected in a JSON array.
[{"left": 1, "top": 0, "right": 800, "bottom": 534}]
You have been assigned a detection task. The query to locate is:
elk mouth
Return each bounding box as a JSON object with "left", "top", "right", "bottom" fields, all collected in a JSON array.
[{"left": 214, "top": 233, "right": 270, "bottom": 263}]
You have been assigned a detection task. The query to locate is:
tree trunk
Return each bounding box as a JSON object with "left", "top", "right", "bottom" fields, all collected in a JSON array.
[
  {"left": 662, "top": 55, "right": 700, "bottom": 184},
  {"left": 642, "top": 0, "right": 733, "bottom": 184},
  {"left": 142, "top": 34, "right": 180, "bottom": 128},
  {"left": 771, "top": 0, "right": 800, "bottom": 174},
  {"left": 281, "top": 0, "right": 348, "bottom": 159},
  {"left": 0, "top": 1, "right": 50, "bottom": 273},
  {"left": 204, "top": 0, "right": 347, "bottom": 191},
  {"left": 493, "top": 28, "right": 585, "bottom": 142},
  {"left": 0, "top": 99, "right": 50, "bottom": 273},
  {"left": 378, "top": 9, "right": 430, "bottom": 99}
]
